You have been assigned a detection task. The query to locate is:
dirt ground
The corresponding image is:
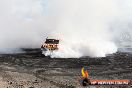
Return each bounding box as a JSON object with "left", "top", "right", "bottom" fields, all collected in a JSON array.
[{"left": 0, "top": 48, "right": 132, "bottom": 88}]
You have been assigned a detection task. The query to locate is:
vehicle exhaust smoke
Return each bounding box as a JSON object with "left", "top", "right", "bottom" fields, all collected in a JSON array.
[{"left": 0, "top": 0, "right": 132, "bottom": 58}]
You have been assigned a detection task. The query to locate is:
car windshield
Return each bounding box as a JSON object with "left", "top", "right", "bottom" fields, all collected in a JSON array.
[{"left": 45, "top": 39, "right": 59, "bottom": 44}]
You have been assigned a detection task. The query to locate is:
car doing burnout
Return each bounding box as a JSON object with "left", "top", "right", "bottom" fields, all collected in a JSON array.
[{"left": 41, "top": 38, "right": 59, "bottom": 51}]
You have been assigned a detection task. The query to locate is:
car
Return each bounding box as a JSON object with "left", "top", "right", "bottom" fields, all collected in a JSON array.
[{"left": 41, "top": 38, "right": 59, "bottom": 56}]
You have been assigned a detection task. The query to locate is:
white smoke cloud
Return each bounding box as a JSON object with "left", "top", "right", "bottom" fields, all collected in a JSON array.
[
  {"left": 47, "top": 0, "right": 119, "bottom": 57},
  {"left": 0, "top": 0, "right": 132, "bottom": 57}
]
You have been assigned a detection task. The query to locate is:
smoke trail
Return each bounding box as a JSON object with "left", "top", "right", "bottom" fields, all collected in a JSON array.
[
  {"left": 0, "top": 0, "right": 132, "bottom": 57},
  {"left": 47, "top": 0, "right": 119, "bottom": 57}
]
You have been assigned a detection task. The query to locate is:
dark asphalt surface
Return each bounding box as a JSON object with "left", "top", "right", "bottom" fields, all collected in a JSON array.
[{"left": 0, "top": 48, "right": 131, "bottom": 88}]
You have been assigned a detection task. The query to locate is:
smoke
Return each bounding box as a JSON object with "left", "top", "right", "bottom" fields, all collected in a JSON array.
[
  {"left": 0, "top": 0, "right": 132, "bottom": 57},
  {"left": 48, "top": 0, "right": 118, "bottom": 58}
]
